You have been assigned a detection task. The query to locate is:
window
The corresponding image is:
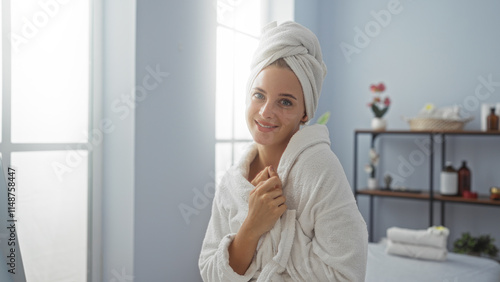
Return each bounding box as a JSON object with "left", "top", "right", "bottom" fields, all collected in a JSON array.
[
  {"left": 215, "top": 0, "right": 295, "bottom": 181},
  {"left": 2, "top": 1, "right": 94, "bottom": 281},
  {"left": 215, "top": 0, "right": 261, "bottom": 181}
]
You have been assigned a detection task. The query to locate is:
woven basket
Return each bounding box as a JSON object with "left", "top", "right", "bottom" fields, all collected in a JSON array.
[{"left": 405, "top": 117, "right": 473, "bottom": 131}]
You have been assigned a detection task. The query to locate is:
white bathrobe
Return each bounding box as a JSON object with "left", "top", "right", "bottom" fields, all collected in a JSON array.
[{"left": 199, "top": 124, "right": 368, "bottom": 281}]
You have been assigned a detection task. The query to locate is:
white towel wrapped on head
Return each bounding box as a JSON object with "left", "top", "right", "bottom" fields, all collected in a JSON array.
[
  {"left": 387, "top": 226, "right": 449, "bottom": 249},
  {"left": 246, "top": 21, "right": 327, "bottom": 122}
]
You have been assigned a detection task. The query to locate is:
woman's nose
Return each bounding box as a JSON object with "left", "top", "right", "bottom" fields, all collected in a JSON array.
[{"left": 259, "top": 101, "right": 275, "bottom": 118}]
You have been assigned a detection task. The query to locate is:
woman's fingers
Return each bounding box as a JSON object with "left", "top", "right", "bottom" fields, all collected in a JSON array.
[
  {"left": 245, "top": 166, "right": 286, "bottom": 237},
  {"left": 255, "top": 176, "right": 281, "bottom": 193},
  {"left": 268, "top": 165, "right": 278, "bottom": 178},
  {"left": 264, "top": 187, "right": 284, "bottom": 200},
  {"left": 250, "top": 166, "right": 271, "bottom": 186}
]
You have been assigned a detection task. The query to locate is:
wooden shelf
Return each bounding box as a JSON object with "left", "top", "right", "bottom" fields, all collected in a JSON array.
[
  {"left": 356, "top": 129, "right": 500, "bottom": 135},
  {"left": 356, "top": 189, "right": 429, "bottom": 200},
  {"left": 354, "top": 129, "right": 500, "bottom": 242},
  {"left": 434, "top": 194, "right": 500, "bottom": 206},
  {"left": 356, "top": 189, "right": 500, "bottom": 206}
]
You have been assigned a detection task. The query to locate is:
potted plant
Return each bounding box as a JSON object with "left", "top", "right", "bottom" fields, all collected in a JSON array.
[
  {"left": 368, "top": 83, "right": 391, "bottom": 130},
  {"left": 453, "top": 232, "right": 499, "bottom": 259}
]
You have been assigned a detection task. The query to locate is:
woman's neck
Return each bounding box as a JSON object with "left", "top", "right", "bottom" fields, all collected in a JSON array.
[{"left": 253, "top": 143, "right": 286, "bottom": 172}]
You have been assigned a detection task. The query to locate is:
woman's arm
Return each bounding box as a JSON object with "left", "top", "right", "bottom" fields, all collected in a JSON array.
[
  {"left": 229, "top": 166, "right": 286, "bottom": 274},
  {"left": 227, "top": 221, "right": 260, "bottom": 274},
  {"left": 199, "top": 166, "right": 287, "bottom": 281},
  {"left": 199, "top": 185, "right": 257, "bottom": 282}
]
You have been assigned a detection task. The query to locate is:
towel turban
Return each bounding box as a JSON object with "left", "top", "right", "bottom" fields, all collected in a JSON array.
[{"left": 246, "top": 21, "right": 327, "bottom": 122}]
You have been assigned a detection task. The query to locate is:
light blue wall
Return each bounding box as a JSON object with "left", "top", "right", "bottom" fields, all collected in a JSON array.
[
  {"left": 134, "top": 0, "right": 215, "bottom": 281},
  {"left": 294, "top": 0, "right": 319, "bottom": 35},
  {"left": 102, "top": 0, "right": 136, "bottom": 281},
  {"left": 295, "top": 0, "right": 500, "bottom": 246}
]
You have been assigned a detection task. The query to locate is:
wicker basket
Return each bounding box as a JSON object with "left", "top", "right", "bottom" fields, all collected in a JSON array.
[{"left": 405, "top": 117, "right": 473, "bottom": 131}]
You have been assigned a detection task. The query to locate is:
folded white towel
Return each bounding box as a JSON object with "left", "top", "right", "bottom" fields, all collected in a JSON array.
[
  {"left": 386, "top": 240, "right": 448, "bottom": 261},
  {"left": 387, "top": 226, "right": 448, "bottom": 249}
]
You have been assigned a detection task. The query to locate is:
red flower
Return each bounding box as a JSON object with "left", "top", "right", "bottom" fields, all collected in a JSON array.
[
  {"left": 374, "top": 97, "right": 381, "bottom": 103},
  {"left": 377, "top": 83, "right": 385, "bottom": 92},
  {"left": 384, "top": 97, "right": 391, "bottom": 106},
  {"left": 370, "top": 82, "right": 386, "bottom": 92}
]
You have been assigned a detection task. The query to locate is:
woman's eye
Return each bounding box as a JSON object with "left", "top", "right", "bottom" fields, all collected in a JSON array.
[
  {"left": 253, "top": 93, "right": 264, "bottom": 100},
  {"left": 280, "top": 99, "right": 292, "bottom": 106}
]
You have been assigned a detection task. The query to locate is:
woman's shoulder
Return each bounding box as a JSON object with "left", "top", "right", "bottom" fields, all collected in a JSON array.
[
  {"left": 296, "top": 142, "right": 341, "bottom": 168},
  {"left": 290, "top": 143, "right": 350, "bottom": 193}
]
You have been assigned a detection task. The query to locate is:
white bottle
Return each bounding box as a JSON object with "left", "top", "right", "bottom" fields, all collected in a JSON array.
[
  {"left": 481, "top": 104, "right": 491, "bottom": 131},
  {"left": 440, "top": 161, "right": 458, "bottom": 195}
]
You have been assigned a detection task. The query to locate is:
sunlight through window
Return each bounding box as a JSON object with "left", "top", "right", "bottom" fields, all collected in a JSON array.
[
  {"left": 2, "top": 1, "right": 92, "bottom": 281},
  {"left": 215, "top": 0, "right": 261, "bottom": 182},
  {"left": 11, "top": 0, "right": 89, "bottom": 143}
]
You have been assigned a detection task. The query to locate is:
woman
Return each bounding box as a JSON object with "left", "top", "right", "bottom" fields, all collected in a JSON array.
[{"left": 199, "top": 21, "right": 368, "bottom": 281}]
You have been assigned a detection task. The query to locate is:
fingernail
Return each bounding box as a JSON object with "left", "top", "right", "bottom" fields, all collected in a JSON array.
[{"left": 270, "top": 165, "right": 274, "bottom": 172}]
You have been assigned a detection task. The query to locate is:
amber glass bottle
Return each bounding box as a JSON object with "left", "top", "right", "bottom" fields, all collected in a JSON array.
[
  {"left": 458, "top": 161, "right": 471, "bottom": 196},
  {"left": 487, "top": 107, "right": 499, "bottom": 131}
]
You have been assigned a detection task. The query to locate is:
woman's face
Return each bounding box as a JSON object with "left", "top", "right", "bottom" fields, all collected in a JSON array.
[{"left": 246, "top": 65, "right": 307, "bottom": 148}]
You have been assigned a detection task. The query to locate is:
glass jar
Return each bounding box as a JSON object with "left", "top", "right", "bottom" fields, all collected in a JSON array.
[{"left": 440, "top": 162, "right": 458, "bottom": 196}]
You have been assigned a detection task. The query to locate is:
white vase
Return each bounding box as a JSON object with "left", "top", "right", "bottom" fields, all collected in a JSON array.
[
  {"left": 367, "top": 178, "right": 377, "bottom": 190},
  {"left": 371, "top": 117, "right": 387, "bottom": 131}
]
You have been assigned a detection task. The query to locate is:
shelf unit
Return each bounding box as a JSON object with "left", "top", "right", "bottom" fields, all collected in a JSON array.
[{"left": 353, "top": 129, "right": 500, "bottom": 242}]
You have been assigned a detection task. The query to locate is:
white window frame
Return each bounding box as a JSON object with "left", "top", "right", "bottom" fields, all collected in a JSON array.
[
  {"left": 89, "top": 1, "right": 103, "bottom": 281},
  {"left": 0, "top": 1, "right": 101, "bottom": 280},
  {"left": 215, "top": 22, "right": 258, "bottom": 166},
  {"left": 215, "top": 2, "right": 260, "bottom": 176}
]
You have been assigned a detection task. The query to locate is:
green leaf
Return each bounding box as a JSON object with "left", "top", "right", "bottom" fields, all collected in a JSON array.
[
  {"left": 316, "top": 111, "right": 330, "bottom": 125},
  {"left": 453, "top": 232, "right": 499, "bottom": 257},
  {"left": 372, "top": 104, "right": 389, "bottom": 118}
]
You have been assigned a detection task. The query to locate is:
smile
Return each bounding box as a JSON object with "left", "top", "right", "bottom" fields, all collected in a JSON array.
[{"left": 255, "top": 120, "right": 278, "bottom": 129}]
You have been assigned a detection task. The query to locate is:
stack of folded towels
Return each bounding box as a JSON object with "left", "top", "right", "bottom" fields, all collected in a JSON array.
[{"left": 386, "top": 226, "right": 449, "bottom": 261}]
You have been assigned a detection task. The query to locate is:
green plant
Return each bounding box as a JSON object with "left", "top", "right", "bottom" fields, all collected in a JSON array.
[
  {"left": 368, "top": 83, "right": 391, "bottom": 118},
  {"left": 453, "top": 232, "right": 499, "bottom": 258},
  {"left": 316, "top": 111, "right": 330, "bottom": 125}
]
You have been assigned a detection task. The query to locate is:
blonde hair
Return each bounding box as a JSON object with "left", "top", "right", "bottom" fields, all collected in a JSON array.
[{"left": 269, "top": 58, "right": 292, "bottom": 70}]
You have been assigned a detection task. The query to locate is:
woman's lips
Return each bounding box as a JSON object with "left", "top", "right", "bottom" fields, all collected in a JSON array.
[{"left": 255, "top": 120, "right": 278, "bottom": 132}]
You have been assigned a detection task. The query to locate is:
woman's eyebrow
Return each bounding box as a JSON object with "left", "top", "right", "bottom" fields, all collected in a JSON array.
[
  {"left": 279, "top": 93, "right": 297, "bottom": 100},
  {"left": 253, "top": 87, "right": 266, "bottom": 93}
]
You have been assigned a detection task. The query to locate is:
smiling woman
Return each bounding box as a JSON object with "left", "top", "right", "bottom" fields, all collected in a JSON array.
[
  {"left": 246, "top": 62, "right": 307, "bottom": 161},
  {"left": 199, "top": 21, "right": 368, "bottom": 281}
]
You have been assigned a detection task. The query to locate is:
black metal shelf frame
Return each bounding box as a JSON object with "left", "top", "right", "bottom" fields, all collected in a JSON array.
[{"left": 353, "top": 130, "right": 500, "bottom": 242}]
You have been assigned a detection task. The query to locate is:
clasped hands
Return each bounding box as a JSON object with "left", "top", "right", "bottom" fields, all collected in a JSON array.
[{"left": 244, "top": 166, "right": 287, "bottom": 240}]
